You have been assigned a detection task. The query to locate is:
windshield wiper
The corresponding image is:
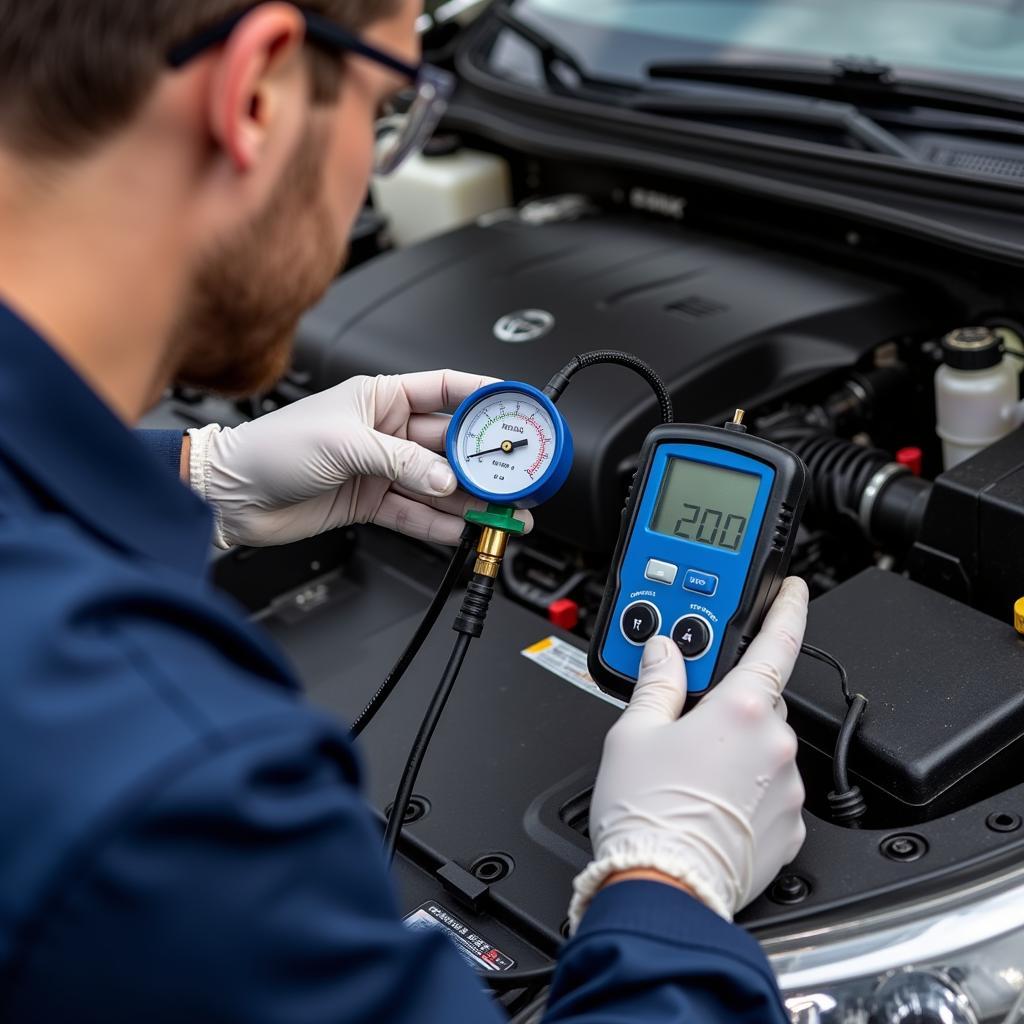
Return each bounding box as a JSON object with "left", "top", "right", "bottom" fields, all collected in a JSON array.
[
  {"left": 628, "top": 87, "right": 919, "bottom": 160},
  {"left": 489, "top": 7, "right": 916, "bottom": 161},
  {"left": 491, "top": 3, "right": 597, "bottom": 92},
  {"left": 648, "top": 57, "right": 1024, "bottom": 122}
]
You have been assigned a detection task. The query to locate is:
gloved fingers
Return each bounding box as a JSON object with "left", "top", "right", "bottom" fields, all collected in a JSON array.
[
  {"left": 708, "top": 577, "right": 808, "bottom": 707},
  {"left": 397, "top": 370, "right": 500, "bottom": 417},
  {"left": 219, "top": 488, "right": 357, "bottom": 547},
  {"left": 406, "top": 413, "right": 452, "bottom": 453},
  {"left": 619, "top": 635, "right": 687, "bottom": 726},
  {"left": 355, "top": 430, "right": 458, "bottom": 499},
  {"left": 746, "top": 763, "right": 807, "bottom": 898},
  {"left": 389, "top": 485, "right": 535, "bottom": 534},
  {"left": 372, "top": 492, "right": 468, "bottom": 546},
  {"left": 774, "top": 694, "right": 789, "bottom": 722},
  {"left": 390, "top": 483, "right": 483, "bottom": 516}
]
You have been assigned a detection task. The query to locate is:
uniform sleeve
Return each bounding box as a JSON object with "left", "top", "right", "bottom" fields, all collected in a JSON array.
[
  {"left": 136, "top": 429, "right": 185, "bottom": 477},
  {"left": 544, "top": 880, "right": 791, "bottom": 1024},
  {"left": 6, "top": 717, "right": 509, "bottom": 1024},
  {"left": 8, "top": 713, "right": 788, "bottom": 1024}
]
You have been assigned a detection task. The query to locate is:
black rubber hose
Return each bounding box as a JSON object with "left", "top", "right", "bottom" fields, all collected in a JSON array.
[
  {"left": 349, "top": 526, "right": 478, "bottom": 740},
  {"left": 800, "top": 642, "right": 851, "bottom": 703},
  {"left": 382, "top": 573, "right": 497, "bottom": 865},
  {"left": 832, "top": 694, "right": 868, "bottom": 797},
  {"left": 382, "top": 630, "right": 474, "bottom": 865},
  {"left": 544, "top": 350, "right": 674, "bottom": 424},
  {"left": 800, "top": 643, "right": 868, "bottom": 826}
]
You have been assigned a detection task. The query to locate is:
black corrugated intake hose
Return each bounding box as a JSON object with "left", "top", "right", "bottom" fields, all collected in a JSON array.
[
  {"left": 777, "top": 431, "right": 932, "bottom": 548},
  {"left": 786, "top": 432, "right": 892, "bottom": 524}
]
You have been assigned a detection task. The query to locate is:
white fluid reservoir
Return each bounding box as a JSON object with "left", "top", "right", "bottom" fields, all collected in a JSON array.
[
  {"left": 371, "top": 140, "right": 512, "bottom": 248},
  {"left": 935, "top": 326, "right": 1024, "bottom": 469}
]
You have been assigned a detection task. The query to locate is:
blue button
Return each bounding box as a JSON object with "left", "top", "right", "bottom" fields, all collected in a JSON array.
[{"left": 683, "top": 570, "right": 718, "bottom": 597}]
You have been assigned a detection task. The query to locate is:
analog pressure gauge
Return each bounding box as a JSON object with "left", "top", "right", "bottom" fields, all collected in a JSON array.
[{"left": 446, "top": 381, "right": 573, "bottom": 509}]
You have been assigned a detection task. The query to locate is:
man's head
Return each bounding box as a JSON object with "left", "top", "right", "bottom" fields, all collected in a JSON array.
[{"left": 0, "top": 0, "right": 419, "bottom": 399}]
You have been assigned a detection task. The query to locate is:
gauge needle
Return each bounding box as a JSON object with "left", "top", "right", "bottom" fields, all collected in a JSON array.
[{"left": 473, "top": 439, "right": 529, "bottom": 459}]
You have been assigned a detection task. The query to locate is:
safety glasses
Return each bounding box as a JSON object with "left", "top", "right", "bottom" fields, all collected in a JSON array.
[{"left": 167, "top": 6, "right": 455, "bottom": 176}]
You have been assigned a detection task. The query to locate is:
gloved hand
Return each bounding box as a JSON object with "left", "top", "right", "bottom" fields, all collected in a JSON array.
[
  {"left": 569, "top": 577, "right": 809, "bottom": 931},
  {"left": 187, "top": 371, "right": 530, "bottom": 549}
]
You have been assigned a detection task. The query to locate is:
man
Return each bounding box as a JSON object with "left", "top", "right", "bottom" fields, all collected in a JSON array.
[{"left": 0, "top": 2, "right": 808, "bottom": 1021}]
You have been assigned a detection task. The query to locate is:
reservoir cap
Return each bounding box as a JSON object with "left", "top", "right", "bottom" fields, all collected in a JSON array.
[
  {"left": 942, "top": 326, "right": 1003, "bottom": 371},
  {"left": 1016, "top": 597, "right": 1024, "bottom": 636}
]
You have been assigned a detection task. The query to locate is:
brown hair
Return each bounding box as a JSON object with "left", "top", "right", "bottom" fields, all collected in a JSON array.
[{"left": 0, "top": 0, "right": 401, "bottom": 157}]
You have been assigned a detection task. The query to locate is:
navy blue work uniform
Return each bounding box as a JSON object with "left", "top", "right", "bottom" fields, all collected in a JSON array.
[{"left": 0, "top": 303, "right": 789, "bottom": 1023}]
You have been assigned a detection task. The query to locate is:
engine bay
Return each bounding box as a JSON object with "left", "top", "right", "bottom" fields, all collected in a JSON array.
[{"left": 147, "top": 191, "right": 1024, "bottom": 981}]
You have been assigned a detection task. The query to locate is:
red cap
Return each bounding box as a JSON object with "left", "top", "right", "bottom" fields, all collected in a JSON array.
[
  {"left": 548, "top": 598, "right": 579, "bottom": 631},
  {"left": 896, "top": 446, "right": 923, "bottom": 477}
]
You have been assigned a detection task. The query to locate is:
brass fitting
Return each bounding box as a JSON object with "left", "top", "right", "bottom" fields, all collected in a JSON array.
[{"left": 474, "top": 526, "right": 511, "bottom": 578}]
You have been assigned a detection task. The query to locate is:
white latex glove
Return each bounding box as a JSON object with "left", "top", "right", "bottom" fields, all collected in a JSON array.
[
  {"left": 187, "top": 371, "right": 531, "bottom": 549},
  {"left": 569, "top": 577, "right": 809, "bottom": 931}
]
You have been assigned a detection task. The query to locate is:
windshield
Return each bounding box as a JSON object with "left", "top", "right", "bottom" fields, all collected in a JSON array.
[{"left": 508, "top": 0, "right": 1024, "bottom": 90}]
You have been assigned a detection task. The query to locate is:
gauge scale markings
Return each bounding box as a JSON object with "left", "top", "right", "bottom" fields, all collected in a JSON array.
[{"left": 455, "top": 393, "right": 559, "bottom": 498}]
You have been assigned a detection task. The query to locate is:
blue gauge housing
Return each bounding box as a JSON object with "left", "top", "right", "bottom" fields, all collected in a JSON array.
[{"left": 446, "top": 381, "right": 574, "bottom": 510}]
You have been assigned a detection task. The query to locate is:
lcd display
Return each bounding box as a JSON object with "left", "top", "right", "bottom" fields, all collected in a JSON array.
[{"left": 649, "top": 458, "right": 761, "bottom": 552}]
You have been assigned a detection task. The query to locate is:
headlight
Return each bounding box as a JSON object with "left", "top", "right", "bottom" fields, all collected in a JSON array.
[{"left": 764, "top": 864, "right": 1024, "bottom": 1024}]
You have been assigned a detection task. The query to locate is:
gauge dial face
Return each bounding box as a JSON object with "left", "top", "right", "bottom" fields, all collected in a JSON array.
[{"left": 454, "top": 390, "right": 558, "bottom": 498}]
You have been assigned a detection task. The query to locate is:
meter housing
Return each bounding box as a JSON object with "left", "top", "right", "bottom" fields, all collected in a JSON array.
[{"left": 590, "top": 424, "right": 808, "bottom": 704}]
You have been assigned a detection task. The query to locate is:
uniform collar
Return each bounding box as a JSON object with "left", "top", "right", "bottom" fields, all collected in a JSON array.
[{"left": 0, "top": 303, "right": 213, "bottom": 578}]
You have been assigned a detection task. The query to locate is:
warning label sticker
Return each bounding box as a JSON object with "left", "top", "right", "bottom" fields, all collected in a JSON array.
[
  {"left": 403, "top": 902, "right": 517, "bottom": 972},
  {"left": 522, "top": 636, "right": 626, "bottom": 709}
]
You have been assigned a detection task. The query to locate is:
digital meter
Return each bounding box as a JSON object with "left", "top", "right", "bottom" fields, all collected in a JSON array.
[
  {"left": 589, "top": 421, "right": 808, "bottom": 704},
  {"left": 446, "top": 381, "right": 574, "bottom": 510}
]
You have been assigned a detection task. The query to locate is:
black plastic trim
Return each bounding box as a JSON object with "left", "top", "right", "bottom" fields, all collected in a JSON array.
[{"left": 450, "top": 13, "right": 1024, "bottom": 268}]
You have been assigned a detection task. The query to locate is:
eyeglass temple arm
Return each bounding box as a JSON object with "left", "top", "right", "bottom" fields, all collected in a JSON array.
[{"left": 168, "top": 6, "right": 422, "bottom": 83}]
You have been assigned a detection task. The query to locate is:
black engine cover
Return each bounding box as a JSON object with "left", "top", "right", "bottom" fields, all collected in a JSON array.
[
  {"left": 786, "top": 568, "right": 1024, "bottom": 820},
  {"left": 298, "top": 211, "right": 926, "bottom": 551}
]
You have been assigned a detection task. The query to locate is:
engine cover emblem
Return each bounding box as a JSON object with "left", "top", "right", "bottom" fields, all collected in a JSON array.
[{"left": 493, "top": 309, "right": 555, "bottom": 343}]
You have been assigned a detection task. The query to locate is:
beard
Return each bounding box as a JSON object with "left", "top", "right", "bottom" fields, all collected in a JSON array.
[{"left": 171, "top": 122, "right": 345, "bottom": 397}]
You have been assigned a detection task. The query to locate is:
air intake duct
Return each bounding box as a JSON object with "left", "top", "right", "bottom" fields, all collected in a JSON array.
[{"left": 784, "top": 433, "right": 931, "bottom": 551}]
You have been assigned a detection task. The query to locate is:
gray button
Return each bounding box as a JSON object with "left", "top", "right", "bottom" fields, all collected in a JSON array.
[{"left": 645, "top": 559, "right": 678, "bottom": 586}]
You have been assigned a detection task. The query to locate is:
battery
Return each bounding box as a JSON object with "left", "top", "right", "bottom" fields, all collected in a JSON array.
[{"left": 786, "top": 568, "right": 1024, "bottom": 819}]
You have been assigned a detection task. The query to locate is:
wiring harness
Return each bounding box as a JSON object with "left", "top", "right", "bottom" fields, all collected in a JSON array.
[{"left": 801, "top": 643, "right": 869, "bottom": 826}]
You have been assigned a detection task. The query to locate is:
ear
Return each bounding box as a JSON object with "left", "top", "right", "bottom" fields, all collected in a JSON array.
[{"left": 206, "top": 3, "right": 309, "bottom": 173}]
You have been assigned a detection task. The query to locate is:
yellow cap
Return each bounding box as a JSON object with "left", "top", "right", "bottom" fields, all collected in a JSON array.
[{"left": 1016, "top": 597, "right": 1024, "bottom": 636}]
